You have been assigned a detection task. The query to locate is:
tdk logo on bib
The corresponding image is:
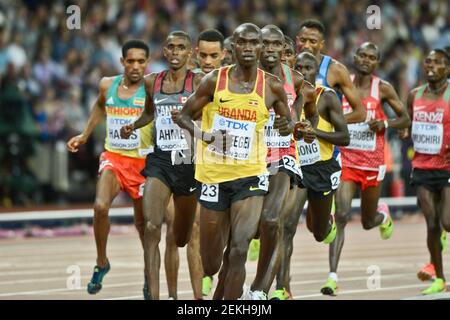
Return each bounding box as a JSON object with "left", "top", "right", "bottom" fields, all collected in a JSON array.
[{"left": 219, "top": 118, "right": 249, "bottom": 130}]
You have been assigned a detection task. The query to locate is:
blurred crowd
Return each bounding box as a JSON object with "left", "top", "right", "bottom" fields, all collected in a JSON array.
[{"left": 0, "top": 0, "right": 448, "bottom": 207}]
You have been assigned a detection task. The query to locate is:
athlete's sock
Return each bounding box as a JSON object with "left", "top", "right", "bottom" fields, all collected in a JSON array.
[
  {"left": 328, "top": 272, "right": 338, "bottom": 282},
  {"left": 379, "top": 211, "right": 388, "bottom": 224}
]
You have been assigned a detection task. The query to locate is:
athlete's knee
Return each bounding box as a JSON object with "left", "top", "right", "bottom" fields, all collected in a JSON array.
[
  {"left": 93, "top": 200, "right": 110, "bottom": 218},
  {"left": 228, "top": 242, "right": 248, "bottom": 265},
  {"left": 134, "top": 220, "right": 145, "bottom": 234},
  {"left": 335, "top": 210, "right": 350, "bottom": 227},
  {"left": 145, "top": 221, "right": 162, "bottom": 241},
  {"left": 202, "top": 253, "right": 222, "bottom": 276},
  {"left": 260, "top": 215, "right": 281, "bottom": 232}
]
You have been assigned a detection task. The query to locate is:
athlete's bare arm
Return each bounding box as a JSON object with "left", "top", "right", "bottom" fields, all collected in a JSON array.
[
  {"left": 369, "top": 81, "right": 411, "bottom": 132},
  {"left": 121, "top": 73, "right": 157, "bottom": 138},
  {"left": 67, "top": 77, "right": 111, "bottom": 152},
  {"left": 314, "top": 90, "right": 350, "bottom": 146},
  {"left": 266, "top": 73, "right": 294, "bottom": 136},
  {"left": 328, "top": 61, "right": 366, "bottom": 124},
  {"left": 399, "top": 88, "right": 418, "bottom": 139},
  {"left": 176, "top": 70, "right": 218, "bottom": 143}
]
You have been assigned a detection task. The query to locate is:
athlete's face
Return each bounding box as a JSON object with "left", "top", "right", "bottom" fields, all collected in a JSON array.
[
  {"left": 354, "top": 46, "right": 379, "bottom": 75},
  {"left": 120, "top": 48, "right": 149, "bottom": 83},
  {"left": 232, "top": 30, "right": 262, "bottom": 68},
  {"left": 281, "top": 43, "right": 296, "bottom": 68},
  {"left": 196, "top": 40, "right": 224, "bottom": 74},
  {"left": 424, "top": 51, "right": 449, "bottom": 83},
  {"left": 295, "top": 56, "right": 317, "bottom": 84},
  {"left": 164, "top": 36, "right": 192, "bottom": 70},
  {"left": 261, "top": 30, "right": 284, "bottom": 69},
  {"left": 296, "top": 27, "right": 324, "bottom": 57}
]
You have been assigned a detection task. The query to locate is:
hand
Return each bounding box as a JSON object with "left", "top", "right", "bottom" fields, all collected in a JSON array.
[
  {"left": 294, "top": 120, "right": 313, "bottom": 141},
  {"left": 273, "top": 115, "right": 294, "bottom": 136},
  {"left": 398, "top": 128, "right": 409, "bottom": 140},
  {"left": 368, "top": 120, "right": 385, "bottom": 132},
  {"left": 67, "top": 134, "right": 87, "bottom": 153},
  {"left": 171, "top": 109, "right": 180, "bottom": 123},
  {"left": 120, "top": 123, "right": 134, "bottom": 139},
  {"left": 208, "top": 129, "right": 234, "bottom": 154}
]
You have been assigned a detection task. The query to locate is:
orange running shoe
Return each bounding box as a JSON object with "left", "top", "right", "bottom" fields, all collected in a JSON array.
[{"left": 417, "top": 263, "right": 436, "bottom": 281}]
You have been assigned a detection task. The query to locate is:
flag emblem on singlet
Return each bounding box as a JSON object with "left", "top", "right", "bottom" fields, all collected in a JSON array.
[
  {"left": 249, "top": 99, "right": 258, "bottom": 107},
  {"left": 134, "top": 98, "right": 145, "bottom": 106},
  {"left": 180, "top": 96, "right": 188, "bottom": 103}
]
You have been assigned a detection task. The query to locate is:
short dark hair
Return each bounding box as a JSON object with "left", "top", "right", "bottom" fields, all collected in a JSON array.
[
  {"left": 284, "top": 36, "right": 295, "bottom": 49},
  {"left": 167, "top": 31, "right": 192, "bottom": 44},
  {"left": 122, "top": 39, "right": 149, "bottom": 58},
  {"left": 297, "top": 51, "right": 318, "bottom": 68},
  {"left": 431, "top": 48, "right": 450, "bottom": 66},
  {"left": 356, "top": 42, "right": 381, "bottom": 60},
  {"left": 197, "top": 29, "right": 224, "bottom": 49},
  {"left": 299, "top": 19, "right": 325, "bottom": 36}
]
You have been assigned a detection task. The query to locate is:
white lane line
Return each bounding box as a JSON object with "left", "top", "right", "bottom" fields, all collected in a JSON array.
[
  {"left": 403, "top": 292, "right": 450, "bottom": 300},
  {"left": 293, "top": 283, "right": 428, "bottom": 299}
]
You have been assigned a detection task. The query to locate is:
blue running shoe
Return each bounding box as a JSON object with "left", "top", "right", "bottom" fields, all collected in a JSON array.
[{"left": 87, "top": 261, "right": 110, "bottom": 294}]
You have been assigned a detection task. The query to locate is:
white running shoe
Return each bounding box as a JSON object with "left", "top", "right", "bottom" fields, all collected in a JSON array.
[{"left": 250, "top": 290, "right": 268, "bottom": 300}]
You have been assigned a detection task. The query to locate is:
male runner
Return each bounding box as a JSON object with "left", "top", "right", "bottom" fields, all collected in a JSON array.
[
  {"left": 249, "top": 25, "right": 317, "bottom": 300},
  {"left": 297, "top": 19, "right": 365, "bottom": 124},
  {"left": 222, "top": 36, "right": 234, "bottom": 66},
  {"left": 66, "top": 40, "right": 151, "bottom": 295},
  {"left": 121, "top": 31, "right": 203, "bottom": 300},
  {"left": 176, "top": 23, "right": 300, "bottom": 300},
  {"left": 321, "top": 42, "right": 411, "bottom": 296},
  {"left": 274, "top": 52, "right": 350, "bottom": 299},
  {"left": 407, "top": 49, "right": 450, "bottom": 294},
  {"left": 281, "top": 36, "right": 296, "bottom": 69}
]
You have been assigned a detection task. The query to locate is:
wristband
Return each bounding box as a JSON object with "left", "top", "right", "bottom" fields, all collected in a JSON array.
[{"left": 384, "top": 120, "right": 389, "bottom": 128}]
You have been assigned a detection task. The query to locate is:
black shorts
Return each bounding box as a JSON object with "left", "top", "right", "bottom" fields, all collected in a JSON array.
[
  {"left": 267, "top": 156, "right": 302, "bottom": 189},
  {"left": 301, "top": 158, "right": 342, "bottom": 194},
  {"left": 411, "top": 168, "right": 450, "bottom": 194},
  {"left": 197, "top": 174, "right": 269, "bottom": 211},
  {"left": 141, "top": 149, "right": 196, "bottom": 197}
]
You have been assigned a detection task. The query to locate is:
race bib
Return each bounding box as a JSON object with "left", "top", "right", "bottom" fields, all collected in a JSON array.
[
  {"left": 208, "top": 114, "right": 256, "bottom": 160},
  {"left": 330, "top": 170, "right": 341, "bottom": 190},
  {"left": 282, "top": 155, "right": 302, "bottom": 176},
  {"left": 107, "top": 116, "right": 141, "bottom": 150},
  {"left": 297, "top": 139, "right": 321, "bottom": 166},
  {"left": 258, "top": 173, "right": 269, "bottom": 191},
  {"left": 155, "top": 105, "right": 188, "bottom": 151},
  {"left": 377, "top": 165, "right": 386, "bottom": 181},
  {"left": 264, "top": 111, "right": 292, "bottom": 148},
  {"left": 346, "top": 123, "right": 376, "bottom": 151},
  {"left": 411, "top": 121, "right": 443, "bottom": 155},
  {"left": 200, "top": 183, "right": 219, "bottom": 202}
]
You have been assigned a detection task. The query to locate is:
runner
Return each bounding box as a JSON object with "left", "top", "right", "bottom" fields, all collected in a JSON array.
[
  {"left": 66, "top": 40, "right": 152, "bottom": 296},
  {"left": 274, "top": 51, "right": 350, "bottom": 299},
  {"left": 281, "top": 35, "right": 296, "bottom": 69},
  {"left": 121, "top": 31, "right": 203, "bottom": 300},
  {"left": 296, "top": 19, "right": 365, "bottom": 125},
  {"left": 222, "top": 36, "right": 234, "bottom": 66},
  {"left": 191, "top": 28, "right": 226, "bottom": 297},
  {"left": 175, "top": 23, "right": 302, "bottom": 300},
  {"left": 249, "top": 25, "right": 317, "bottom": 300},
  {"left": 321, "top": 42, "right": 411, "bottom": 296},
  {"left": 406, "top": 49, "right": 450, "bottom": 294}
]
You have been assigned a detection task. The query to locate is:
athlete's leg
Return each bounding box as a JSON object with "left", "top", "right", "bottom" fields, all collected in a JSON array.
[
  {"left": 224, "top": 196, "right": 264, "bottom": 300},
  {"left": 143, "top": 177, "right": 172, "bottom": 300},
  {"left": 172, "top": 194, "right": 197, "bottom": 247},
  {"left": 164, "top": 205, "right": 179, "bottom": 300},
  {"left": 213, "top": 228, "right": 231, "bottom": 300},
  {"left": 251, "top": 172, "right": 291, "bottom": 293},
  {"left": 132, "top": 198, "right": 145, "bottom": 247},
  {"left": 186, "top": 207, "right": 203, "bottom": 299},
  {"left": 308, "top": 191, "right": 334, "bottom": 242},
  {"left": 329, "top": 181, "right": 357, "bottom": 272},
  {"left": 93, "top": 170, "right": 121, "bottom": 267},
  {"left": 360, "top": 184, "right": 384, "bottom": 230},
  {"left": 418, "top": 186, "right": 443, "bottom": 279},
  {"left": 440, "top": 187, "right": 450, "bottom": 234},
  {"left": 274, "top": 186, "right": 305, "bottom": 294}
]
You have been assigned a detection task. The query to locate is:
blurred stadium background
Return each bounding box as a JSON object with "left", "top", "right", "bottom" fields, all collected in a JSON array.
[{"left": 0, "top": 0, "right": 448, "bottom": 211}]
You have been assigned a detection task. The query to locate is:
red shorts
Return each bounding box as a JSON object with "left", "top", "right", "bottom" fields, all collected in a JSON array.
[
  {"left": 341, "top": 167, "right": 382, "bottom": 191},
  {"left": 98, "top": 151, "right": 146, "bottom": 199}
]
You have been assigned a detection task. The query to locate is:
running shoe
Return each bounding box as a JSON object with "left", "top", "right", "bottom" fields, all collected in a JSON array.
[
  {"left": 202, "top": 276, "right": 213, "bottom": 296},
  {"left": 87, "top": 261, "right": 110, "bottom": 294},
  {"left": 250, "top": 290, "right": 268, "bottom": 300},
  {"left": 421, "top": 278, "right": 447, "bottom": 295},
  {"left": 378, "top": 203, "right": 393, "bottom": 240},
  {"left": 239, "top": 284, "right": 252, "bottom": 300},
  {"left": 248, "top": 239, "right": 260, "bottom": 261},
  {"left": 270, "top": 288, "right": 291, "bottom": 300},
  {"left": 417, "top": 263, "right": 436, "bottom": 281},
  {"left": 323, "top": 215, "right": 336, "bottom": 244},
  {"left": 320, "top": 277, "right": 338, "bottom": 296}
]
